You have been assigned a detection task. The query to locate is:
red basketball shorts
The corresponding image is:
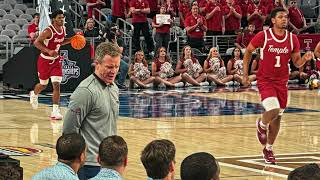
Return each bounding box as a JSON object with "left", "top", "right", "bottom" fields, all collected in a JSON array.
[
  {"left": 257, "top": 80, "right": 288, "bottom": 110},
  {"left": 37, "top": 55, "right": 62, "bottom": 84}
]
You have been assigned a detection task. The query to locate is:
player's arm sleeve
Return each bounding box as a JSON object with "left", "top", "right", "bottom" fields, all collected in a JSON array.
[{"left": 63, "top": 87, "right": 93, "bottom": 134}]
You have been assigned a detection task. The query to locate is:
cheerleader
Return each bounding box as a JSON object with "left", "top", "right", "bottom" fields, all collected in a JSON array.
[
  {"left": 175, "top": 45, "right": 208, "bottom": 86},
  {"left": 227, "top": 47, "right": 255, "bottom": 85},
  {"left": 203, "top": 47, "right": 233, "bottom": 85},
  {"left": 128, "top": 51, "right": 155, "bottom": 88},
  {"left": 152, "top": 47, "right": 184, "bottom": 87}
]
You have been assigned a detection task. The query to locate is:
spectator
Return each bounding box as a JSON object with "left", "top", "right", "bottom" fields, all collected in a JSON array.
[
  {"left": 147, "top": 0, "right": 158, "bottom": 18},
  {"left": 63, "top": 42, "right": 121, "bottom": 180},
  {"left": 185, "top": 4, "right": 207, "bottom": 51},
  {"left": 204, "top": 47, "right": 233, "bottom": 85},
  {"left": 175, "top": 45, "right": 208, "bottom": 86},
  {"left": 288, "top": 0, "right": 308, "bottom": 34},
  {"left": 152, "top": 5, "right": 172, "bottom": 52},
  {"left": 238, "top": 0, "right": 253, "bottom": 28},
  {"left": 247, "top": 0, "right": 266, "bottom": 32},
  {"left": 111, "top": 0, "right": 128, "bottom": 29},
  {"left": 84, "top": 18, "right": 100, "bottom": 37},
  {"left": 105, "top": 24, "right": 129, "bottom": 89},
  {"left": 164, "top": 0, "right": 178, "bottom": 17},
  {"left": 32, "top": 133, "right": 86, "bottom": 180},
  {"left": 151, "top": 47, "right": 184, "bottom": 87},
  {"left": 28, "top": 13, "right": 40, "bottom": 43},
  {"left": 129, "top": 0, "right": 155, "bottom": 55},
  {"left": 224, "top": 0, "right": 242, "bottom": 35},
  {"left": 180, "top": 152, "right": 220, "bottom": 180},
  {"left": 205, "top": 0, "right": 225, "bottom": 35},
  {"left": 217, "top": 0, "right": 227, "bottom": 6},
  {"left": 90, "top": 135, "right": 128, "bottom": 180},
  {"left": 129, "top": 50, "right": 155, "bottom": 88},
  {"left": 198, "top": 0, "right": 208, "bottom": 16},
  {"left": 178, "top": 0, "right": 191, "bottom": 28},
  {"left": 86, "top": 0, "right": 106, "bottom": 18},
  {"left": 288, "top": 163, "right": 320, "bottom": 180},
  {"left": 259, "top": 0, "right": 272, "bottom": 8},
  {"left": 234, "top": 23, "right": 255, "bottom": 49},
  {"left": 140, "top": 139, "right": 176, "bottom": 180},
  {"left": 266, "top": 0, "right": 286, "bottom": 15}
]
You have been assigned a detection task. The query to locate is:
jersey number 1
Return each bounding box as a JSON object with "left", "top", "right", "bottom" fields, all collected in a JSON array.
[{"left": 274, "top": 56, "right": 281, "bottom": 67}]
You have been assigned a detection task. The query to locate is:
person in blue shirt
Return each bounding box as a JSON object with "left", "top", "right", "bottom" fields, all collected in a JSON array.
[
  {"left": 90, "top": 135, "right": 128, "bottom": 180},
  {"left": 32, "top": 133, "right": 87, "bottom": 180},
  {"left": 140, "top": 139, "right": 176, "bottom": 180}
]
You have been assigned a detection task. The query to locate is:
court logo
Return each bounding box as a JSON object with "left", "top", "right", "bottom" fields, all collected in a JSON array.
[
  {"left": 218, "top": 152, "right": 320, "bottom": 178},
  {"left": 0, "top": 146, "right": 42, "bottom": 156},
  {"left": 60, "top": 50, "right": 80, "bottom": 85}
]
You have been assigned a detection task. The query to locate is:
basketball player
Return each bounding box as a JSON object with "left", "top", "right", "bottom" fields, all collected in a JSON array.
[
  {"left": 242, "top": 7, "right": 314, "bottom": 164},
  {"left": 30, "top": 10, "right": 71, "bottom": 120}
]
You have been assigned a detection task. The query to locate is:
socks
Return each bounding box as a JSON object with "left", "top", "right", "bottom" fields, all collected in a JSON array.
[
  {"left": 266, "top": 143, "right": 273, "bottom": 151},
  {"left": 53, "top": 104, "right": 59, "bottom": 112}
]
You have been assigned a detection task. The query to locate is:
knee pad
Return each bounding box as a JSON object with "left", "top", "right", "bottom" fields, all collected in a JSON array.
[
  {"left": 39, "top": 79, "right": 49, "bottom": 85},
  {"left": 262, "top": 97, "right": 280, "bottom": 112},
  {"left": 51, "top": 76, "right": 62, "bottom": 83}
]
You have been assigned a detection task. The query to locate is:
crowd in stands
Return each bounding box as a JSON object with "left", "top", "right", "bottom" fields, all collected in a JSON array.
[
  {"left": 72, "top": 0, "right": 320, "bottom": 89},
  {"left": 2, "top": 0, "right": 319, "bottom": 89},
  {"left": 32, "top": 133, "right": 320, "bottom": 180}
]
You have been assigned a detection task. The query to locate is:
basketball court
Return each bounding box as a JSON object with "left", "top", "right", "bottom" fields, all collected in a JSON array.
[{"left": 0, "top": 85, "right": 319, "bottom": 179}]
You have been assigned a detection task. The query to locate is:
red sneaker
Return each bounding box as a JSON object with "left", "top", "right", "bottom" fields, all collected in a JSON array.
[
  {"left": 256, "top": 118, "right": 267, "bottom": 145},
  {"left": 262, "top": 147, "right": 276, "bottom": 164}
]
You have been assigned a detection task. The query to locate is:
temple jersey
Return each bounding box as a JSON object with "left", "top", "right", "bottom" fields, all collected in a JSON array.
[
  {"left": 37, "top": 25, "right": 65, "bottom": 82},
  {"left": 250, "top": 28, "right": 300, "bottom": 109},
  {"left": 40, "top": 25, "right": 65, "bottom": 60},
  {"left": 251, "top": 28, "right": 300, "bottom": 84}
]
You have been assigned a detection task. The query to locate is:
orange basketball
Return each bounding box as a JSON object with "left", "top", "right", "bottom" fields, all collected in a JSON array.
[{"left": 71, "top": 34, "right": 86, "bottom": 50}]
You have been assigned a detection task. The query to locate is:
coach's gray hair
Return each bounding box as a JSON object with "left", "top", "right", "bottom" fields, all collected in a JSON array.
[{"left": 94, "top": 42, "right": 121, "bottom": 63}]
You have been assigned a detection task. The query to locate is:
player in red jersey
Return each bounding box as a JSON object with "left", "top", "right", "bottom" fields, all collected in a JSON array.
[
  {"left": 242, "top": 7, "right": 314, "bottom": 164},
  {"left": 30, "top": 10, "right": 72, "bottom": 120}
]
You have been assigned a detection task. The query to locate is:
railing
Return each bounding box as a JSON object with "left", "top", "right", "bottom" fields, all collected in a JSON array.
[
  {"left": 0, "top": 38, "right": 11, "bottom": 70},
  {"left": 69, "top": 0, "right": 85, "bottom": 28},
  {"left": 11, "top": 37, "right": 31, "bottom": 57},
  {"left": 116, "top": 18, "right": 134, "bottom": 36},
  {"left": 84, "top": 35, "right": 132, "bottom": 61},
  {"left": 176, "top": 35, "right": 237, "bottom": 60},
  {"left": 92, "top": 8, "right": 109, "bottom": 30}
]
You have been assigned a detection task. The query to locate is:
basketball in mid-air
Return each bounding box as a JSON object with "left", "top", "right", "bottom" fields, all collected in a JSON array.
[{"left": 71, "top": 34, "right": 86, "bottom": 50}]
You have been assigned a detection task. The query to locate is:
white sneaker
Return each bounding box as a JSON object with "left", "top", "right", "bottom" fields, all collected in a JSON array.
[
  {"left": 145, "top": 83, "right": 153, "bottom": 88},
  {"left": 50, "top": 110, "right": 63, "bottom": 120},
  {"left": 210, "top": 82, "right": 216, "bottom": 86},
  {"left": 234, "top": 82, "right": 241, "bottom": 86},
  {"left": 185, "top": 82, "right": 193, "bottom": 87},
  {"left": 159, "top": 82, "right": 166, "bottom": 88},
  {"left": 174, "top": 82, "right": 184, "bottom": 88},
  {"left": 29, "top": 91, "right": 38, "bottom": 109},
  {"left": 200, "top": 81, "right": 209, "bottom": 86},
  {"left": 251, "top": 81, "right": 257, "bottom": 86},
  {"left": 225, "top": 81, "right": 234, "bottom": 86}
]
